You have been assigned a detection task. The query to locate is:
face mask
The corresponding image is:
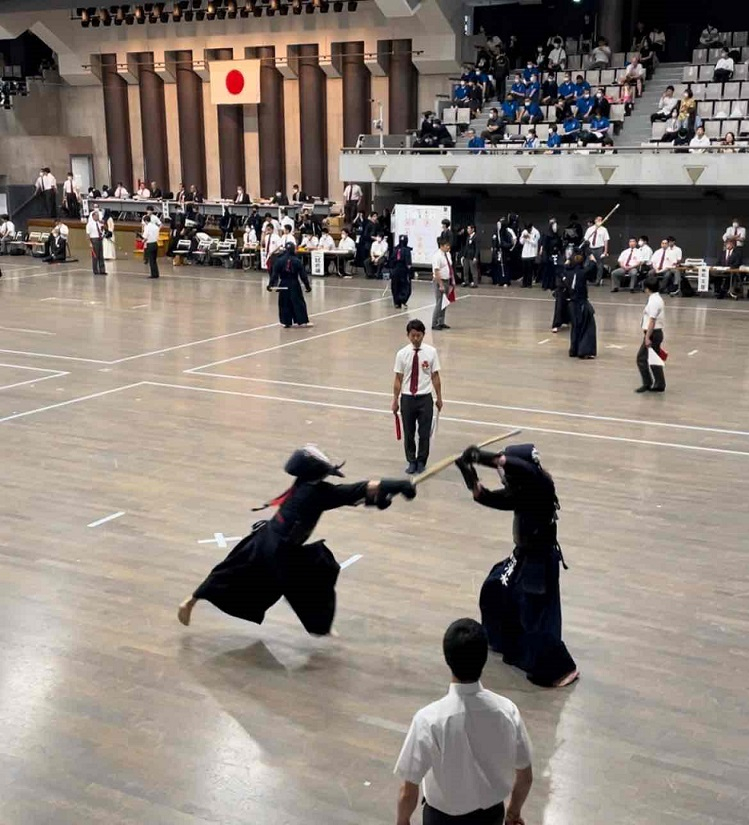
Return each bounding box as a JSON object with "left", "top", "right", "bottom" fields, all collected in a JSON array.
[
  {"left": 733, "top": 222, "right": 739, "bottom": 228},
  {"left": 596, "top": 92, "right": 603, "bottom": 97},
  {"left": 638, "top": 240, "right": 644, "bottom": 247}
]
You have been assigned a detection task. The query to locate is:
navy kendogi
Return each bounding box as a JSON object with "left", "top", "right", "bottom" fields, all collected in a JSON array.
[
  {"left": 390, "top": 235, "right": 413, "bottom": 309},
  {"left": 455, "top": 444, "right": 577, "bottom": 687},
  {"left": 567, "top": 248, "right": 598, "bottom": 359},
  {"left": 269, "top": 242, "right": 312, "bottom": 327}
]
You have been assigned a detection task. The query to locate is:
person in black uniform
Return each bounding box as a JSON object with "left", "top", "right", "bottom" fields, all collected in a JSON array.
[
  {"left": 567, "top": 247, "right": 598, "bottom": 359},
  {"left": 551, "top": 264, "right": 571, "bottom": 333},
  {"left": 462, "top": 224, "right": 481, "bottom": 288},
  {"left": 492, "top": 217, "right": 515, "bottom": 286},
  {"left": 390, "top": 235, "right": 413, "bottom": 309},
  {"left": 269, "top": 241, "right": 313, "bottom": 328},
  {"left": 541, "top": 218, "right": 564, "bottom": 291},
  {"left": 455, "top": 443, "right": 578, "bottom": 687},
  {"left": 178, "top": 446, "right": 416, "bottom": 634}
]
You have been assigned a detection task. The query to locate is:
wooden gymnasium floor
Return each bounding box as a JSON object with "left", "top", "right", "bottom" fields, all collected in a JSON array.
[{"left": 0, "top": 257, "right": 747, "bottom": 825}]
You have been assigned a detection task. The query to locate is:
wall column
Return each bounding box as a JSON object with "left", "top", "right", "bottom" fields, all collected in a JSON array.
[
  {"left": 256, "top": 46, "right": 285, "bottom": 199},
  {"left": 341, "top": 41, "right": 371, "bottom": 212},
  {"left": 214, "top": 47, "right": 246, "bottom": 199},
  {"left": 135, "top": 52, "right": 169, "bottom": 193},
  {"left": 297, "top": 44, "right": 328, "bottom": 199},
  {"left": 174, "top": 49, "right": 207, "bottom": 195},
  {"left": 100, "top": 54, "right": 133, "bottom": 188},
  {"left": 388, "top": 39, "right": 418, "bottom": 135},
  {"left": 599, "top": 0, "right": 626, "bottom": 51}
]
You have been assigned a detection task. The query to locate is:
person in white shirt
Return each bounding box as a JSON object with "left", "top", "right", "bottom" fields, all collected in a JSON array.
[
  {"left": 520, "top": 222, "right": 541, "bottom": 287},
  {"left": 431, "top": 235, "right": 455, "bottom": 330},
  {"left": 280, "top": 212, "right": 295, "bottom": 233},
  {"left": 113, "top": 182, "right": 130, "bottom": 199},
  {"left": 365, "top": 231, "right": 388, "bottom": 279},
  {"left": 135, "top": 181, "right": 151, "bottom": 199},
  {"left": 391, "top": 319, "right": 443, "bottom": 474},
  {"left": 713, "top": 48, "right": 734, "bottom": 82},
  {"left": 699, "top": 24, "right": 722, "bottom": 47},
  {"left": 723, "top": 218, "right": 746, "bottom": 248},
  {"left": 142, "top": 215, "right": 160, "bottom": 278},
  {"left": 619, "top": 54, "right": 645, "bottom": 95},
  {"left": 336, "top": 227, "right": 356, "bottom": 277},
  {"left": 35, "top": 167, "right": 57, "bottom": 218},
  {"left": 101, "top": 211, "right": 116, "bottom": 260},
  {"left": 242, "top": 226, "right": 258, "bottom": 247},
  {"left": 663, "top": 236, "right": 684, "bottom": 295},
  {"left": 0, "top": 214, "right": 16, "bottom": 254},
  {"left": 588, "top": 37, "right": 611, "bottom": 69},
  {"left": 263, "top": 226, "right": 283, "bottom": 272},
  {"left": 650, "top": 85, "right": 678, "bottom": 123},
  {"left": 648, "top": 238, "right": 671, "bottom": 287},
  {"left": 583, "top": 216, "right": 609, "bottom": 284},
  {"left": 317, "top": 227, "right": 335, "bottom": 251},
  {"left": 636, "top": 276, "right": 666, "bottom": 392},
  {"left": 301, "top": 233, "right": 318, "bottom": 250},
  {"left": 610, "top": 238, "right": 642, "bottom": 292},
  {"left": 547, "top": 42, "right": 567, "bottom": 70},
  {"left": 637, "top": 235, "right": 653, "bottom": 265},
  {"left": 689, "top": 125, "right": 711, "bottom": 153},
  {"left": 63, "top": 172, "right": 81, "bottom": 218},
  {"left": 141, "top": 207, "right": 162, "bottom": 233},
  {"left": 86, "top": 209, "right": 106, "bottom": 275},
  {"left": 395, "top": 618, "right": 533, "bottom": 825},
  {"left": 343, "top": 181, "right": 363, "bottom": 224}
]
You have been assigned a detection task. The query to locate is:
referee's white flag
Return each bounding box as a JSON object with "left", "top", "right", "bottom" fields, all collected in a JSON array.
[{"left": 647, "top": 347, "right": 665, "bottom": 367}]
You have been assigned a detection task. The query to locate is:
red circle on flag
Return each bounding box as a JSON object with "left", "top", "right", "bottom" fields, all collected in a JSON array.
[{"left": 226, "top": 69, "right": 245, "bottom": 96}]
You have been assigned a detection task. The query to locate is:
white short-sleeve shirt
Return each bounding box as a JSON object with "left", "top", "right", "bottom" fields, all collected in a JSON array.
[
  {"left": 394, "top": 682, "right": 532, "bottom": 816},
  {"left": 642, "top": 292, "right": 665, "bottom": 330},
  {"left": 394, "top": 342, "right": 441, "bottom": 396},
  {"left": 584, "top": 224, "right": 609, "bottom": 249},
  {"left": 432, "top": 249, "right": 454, "bottom": 283}
]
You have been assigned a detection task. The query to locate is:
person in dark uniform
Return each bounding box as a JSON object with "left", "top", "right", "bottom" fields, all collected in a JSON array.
[
  {"left": 390, "top": 234, "right": 413, "bottom": 309},
  {"left": 269, "top": 241, "right": 313, "bottom": 328},
  {"left": 455, "top": 443, "right": 578, "bottom": 687},
  {"left": 551, "top": 264, "right": 571, "bottom": 333},
  {"left": 541, "top": 218, "right": 564, "bottom": 291},
  {"left": 567, "top": 247, "right": 598, "bottom": 359},
  {"left": 356, "top": 211, "right": 378, "bottom": 267},
  {"left": 462, "top": 224, "right": 481, "bottom": 288},
  {"left": 178, "top": 446, "right": 417, "bottom": 634}
]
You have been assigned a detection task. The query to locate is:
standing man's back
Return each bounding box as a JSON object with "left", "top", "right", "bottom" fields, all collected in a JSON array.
[{"left": 395, "top": 619, "right": 533, "bottom": 825}]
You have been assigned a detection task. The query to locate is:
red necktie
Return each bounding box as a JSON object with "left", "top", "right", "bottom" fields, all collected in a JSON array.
[
  {"left": 592, "top": 229, "right": 598, "bottom": 246},
  {"left": 447, "top": 254, "right": 454, "bottom": 284},
  {"left": 626, "top": 250, "right": 633, "bottom": 266},
  {"left": 409, "top": 349, "right": 420, "bottom": 395},
  {"left": 659, "top": 249, "right": 666, "bottom": 268}
]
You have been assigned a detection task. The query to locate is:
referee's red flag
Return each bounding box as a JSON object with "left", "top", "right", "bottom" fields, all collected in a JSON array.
[{"left": 394, "top": 412, "right": 402, "bottom": 441}]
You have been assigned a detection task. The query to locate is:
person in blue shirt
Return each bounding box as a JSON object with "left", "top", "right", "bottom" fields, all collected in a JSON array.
[
  {"left": 574, "top": 74, "right": 591, "bottom": 97},
  {"left": 526, "top": 73, "right": 541, "bottom": 101},
  {"left": 556, "top": 72, "right": 576, "bottom": 122},
  {"left": 575, "top": 89, "right": 595, "bottom": 121},
  {"left": 453, "top": 79, "right": 470, "bottom": 106},
  {"left": 519, "top": 97, "right": 543, "bottom": 124},
  {"left": 560, "top": 114, "right": 581, "bottom": 143},
  {"left": 510, "top": 73, "right": 528, "bottom": 102},
  {"left": 523, "top": 60, "right": 539, "bottom": 81},
  {"left": 546, "top": 124, "right": 562, "bottom": 154},
  {"left": 466, "top": 128, "right": 487, "bottom": 154},
  {"left": 460, "top": 64, "right": 477, "bottom": 83},
  {"left": 581, "top": 110, "right": 611, "bottom": 145},
  {"left": 523, "top": 128, "right": 540, "bottom": 150},
  {"left": 501, "top": 94, "right": 518, "bottom": 121}
]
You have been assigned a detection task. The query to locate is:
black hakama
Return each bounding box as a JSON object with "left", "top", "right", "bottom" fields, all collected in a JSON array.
[
  {"left": 389, "top": 243, "right": 413, "bottom": 308},
  {"left": 270, "top": 252, "right": 311, "bottom": 327},
  {"left": 568, "top": 263, "right": 597, "bottom": 358},
  {"left": 551, "top": 272, "right": 571, "bottom": 329}
]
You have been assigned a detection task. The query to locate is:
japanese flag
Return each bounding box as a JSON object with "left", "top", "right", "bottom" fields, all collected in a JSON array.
[{"left": 209, "top": 60, "right": 260, "bottom": 105}]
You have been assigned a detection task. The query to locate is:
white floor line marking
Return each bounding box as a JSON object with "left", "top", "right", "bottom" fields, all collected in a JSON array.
[
  {"left": 130, "top": 304, "right": 149, "bottom": 309},
  {"left": 186, "top": 374, "right": 749, "bottom": 439},
  {"left": 605, "top": 344, "right": 625, "bottom": 349},
  {"left": 187, "top": 298, "right": 463, "bottom": 372},
  {"left": 0, "top": 326, "right": 56, "bottom": 336},
  {"left": 87, "top": 510, "right": 126, "bottom": 528},
  {"left": 0, "top": 349, "right": 110, "bottom": 364},
  {"left": 538, "top": 338, "right": 550, "bottom": 344},
  {"left": 0, "top": 382, "right": 146, "bottom": 424},
  {"left": 0, "top": 362, "right": 66, "bottom": 373},
  {"left": 688, "top": 349, "right": 699, "bottom": 356},
  {"left": 197, "top": 533, "right": 242, "bottom": 549},
  {"left": 340, "top": 554, "right": 363, "bottom": 570},
  {"left": 466, "top": 292, "right": 749, "bottom": 314},
  {"left": 0, "top": 371, "right": 70, "bottom": 392},
  {"left": 143, "top": 382, "right": 749, "bottom": 458},
  {"left": 357, "top": 715, "right": 409, "bottom": 735}
]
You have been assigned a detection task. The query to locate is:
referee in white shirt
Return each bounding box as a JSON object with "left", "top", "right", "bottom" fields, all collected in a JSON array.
[
  {"left": 432, "top": 235, "right": 456, "bottom": 330},
  {"left": 142, "top": 215, "right": 161, "bottom": 278},
  {"left": 392, "top": 320, "right": 443, "bottom": 475},
  {"left": 583, "top": 216, "right": 609, "bottom": 285},
  {"left": 86, "top": 209, "right": 106, "bottom": 275},
  {"left": 636, "top": 276, "right": 666, "bottom": 393},
  {"left": 395, "top": 619, "right": 533, "bottom": 825},
  {"left": 343, "top": 181, "right": 363, "bottom": 224}
]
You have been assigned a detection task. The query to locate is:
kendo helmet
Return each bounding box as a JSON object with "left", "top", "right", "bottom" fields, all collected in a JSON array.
[{"left": 284, "top": 444, "right": 345, "bottom": 481}]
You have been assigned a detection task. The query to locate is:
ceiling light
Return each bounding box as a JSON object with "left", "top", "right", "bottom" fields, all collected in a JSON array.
[
  {"left": 320, "top": 1, "right": 329, "bottom": 11},
  {"left": 227, "top": 0, "right": 237, "bottom": 17},
  {"left": 333, "top": 1, "right": 343, "bottom": 9},
  {"left": 347, "top": 0, "right": 356, "bottom": 8},
  {"left": 184, "top": 8, "right": 193, "bottom": 18}
]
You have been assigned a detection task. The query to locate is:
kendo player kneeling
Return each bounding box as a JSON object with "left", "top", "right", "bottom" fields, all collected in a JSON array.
[
  {"left": 455, "top": 443, "right": 579, "bottom": 687},
  {"left": 178, "top": 445, "right": 416, "bottom": 636},
  {"left": 269, "top": 240, "right": 314, "bottom": 328}
]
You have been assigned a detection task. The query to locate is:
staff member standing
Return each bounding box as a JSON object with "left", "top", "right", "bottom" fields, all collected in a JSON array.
[
  {"left": 35, "top": 167, "right": 57, "bottom": 218},
  {"left": 583, "top": 215, "right": 609, "bottom": 285},
  {"left": 392, "top": 319, "right": 443, "bottom": 475},
  {"left": 343, "top": 182, "right": 363, "bottom": 224},
  {"left": 86, "top": 209, "right": 106, "bottom": 276},
  {"left": 142, "top": 215, "right": 160, "bottom": 279},
  {"left": 636, "top": 276, "right": 666, "bottom": 393},
  {"left": 432, "top": 234, "right": 456, "bottom": 331},
  {"left": 395, "top": 618, "right": 533, "bottom": 825},
  {"left": 63, "top": 172, "right": 80, "bottom": 218}
]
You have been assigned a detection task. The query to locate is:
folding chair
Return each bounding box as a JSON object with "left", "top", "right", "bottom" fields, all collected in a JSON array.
[{"left": 210, "top": 239, "right": 238, "bottom": 269}]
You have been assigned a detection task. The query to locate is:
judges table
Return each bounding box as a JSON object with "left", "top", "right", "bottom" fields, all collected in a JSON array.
[
  {"left": 297, "top": 248, "right": 355, "bottom": 277},
  {"left": 84, "top": 198, "right": 334, "bottom": 221}
]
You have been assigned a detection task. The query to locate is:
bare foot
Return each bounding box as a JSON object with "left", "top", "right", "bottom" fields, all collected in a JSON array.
[
  {"left": 178, "top": 597, "right": 196, "bottom": 626},
  {"left": 553, "top": 669, "right": 580, "bottom": 687}
]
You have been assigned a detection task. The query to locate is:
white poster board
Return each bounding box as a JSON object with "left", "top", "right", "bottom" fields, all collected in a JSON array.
[
  {"left": 311, "top": 249, "right": 325, "bottom": 277},
  {"left": 392, "top": 204, "right": 452, "bottom": 266}
]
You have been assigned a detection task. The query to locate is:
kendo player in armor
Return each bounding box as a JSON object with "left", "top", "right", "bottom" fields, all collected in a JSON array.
[
  {"left": 178, "top": 446, "right": 416, "bottom": 635},
  {"left": 455, "top": 443, "right": 579, "bottom": 687},
  {"left": 269, "top": 240, "right": 313, "bottom": 328}
]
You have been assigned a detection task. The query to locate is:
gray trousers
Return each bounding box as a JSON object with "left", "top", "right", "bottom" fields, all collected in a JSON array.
[
  {"left": 589, "top": 246, "right": 605, "bottom": 283},
  {"left": 432, "top": 281, "right": 447, "bottom": 328},
  {"left": 463, "top": 257, "right": 480, "bottom": 284},
  {"left": 611, "top": 267, "right": 638, "bottom": 290}
]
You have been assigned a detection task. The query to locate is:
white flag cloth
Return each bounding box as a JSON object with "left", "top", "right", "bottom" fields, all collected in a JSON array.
[
  {"left": 209, "top": 60, "right": 261, "bottom": 105},
  {"left": 647, "top": 347, "right": 665, "bottom": 367},
  {"left": 431, "top": 410, "right": 440, "bottom": 438}
]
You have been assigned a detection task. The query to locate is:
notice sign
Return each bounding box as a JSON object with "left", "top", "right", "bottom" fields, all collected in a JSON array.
[
  {"left": 311, "top": 249, "right": 325, "bottom": 277},
  {"left": 697, "top": 265, "right": 710, "bottom": 292}
]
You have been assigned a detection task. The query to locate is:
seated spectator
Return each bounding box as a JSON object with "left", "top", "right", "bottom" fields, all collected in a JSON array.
[
  {"left": 713, "top": 48, "right": 734, "bottom": 82},
  {"left": 0, "top": 214, "right": 16, "bottom": 254},
  {"left": 540, "top": 72, "right": 559, "bottom": 104},
  {"left": 560, "top": 113, "right": 582, "bottom": 143},
  {"left": 453, "top": 79, "right": 470, "bottom": 107},
  {"left": 523, "top": 59, "right": 539, "bottom": 81},
  {"left": 494, "top": 51, "right": 509, "bottom": 85},
  {"left": 588, "top": 38, "right": 612, "bottom": 69},
  {"left": 581, "top": 109, "right": 611, "bottom": 144},
  {"left": 318, "top": 226, "right": 335, "bottom": 251},
  {"left": 651, "top": 85, "right": 678, "bottom": 122},
  {"left": 460, "top": 63, "right": 477, "bottom": 82},
  {"left": 113, "top": 182, "right": 129, "bottom": 199},
  {"left": 418, "top": 111, "right": 435, "bottom": 140},
  {"left": 574, "top": 73, "right": 591, "bottom": 97},
  {"left": 663, "top": 236, "right": 684, "bottom": 295},
  {"left": 673, "top": 126, "right": 691, "bottom": 153},
  {"left": 481, "top": 108, "right": 505, "bottom": 145},
  {"left": 689, "top": 125, "right": 711, "bottom": 152},
  {"left": 510, "top": 72, "right": 527, "bottom": 102},
  {"left": 466, "top": 129, "right": 487, "bottom": 154},
  {"left": 650, "top": 27, "right": 666, "bottom": 59},
  {"left": 575, "top": 88, "right": 595, "bottom": 121},
  {"left": 700, "top": 24, "right": 723, "bottom": 48},
  {"left": 42, "top": 226, "right": 67, "bottom": 263},
  {"left": 534, "top": 45, "right": 547, "bottom": 71},
  {"left": 618, "top": 80, "right": 635, "bottom": 115},
  {"left": 468, "top": 80, "right": 484, "bottom": 118},
  {"left": 519, "top": 97, "right": 543, "bottom": 125},
  {"left": 720, "top": 131, "right": 738, "bottom": 153},
  {"left": 501, "top": 94, "right": 518, "bottom": 121},
  {"left": 659, "top": 108, "right": 681, "bottom": 142},
  {"left": 523, "top": 128, "right": 540, "bottom": 150},
  {"left": 619, "top": 54, "right": 645, "bottom": 96},
  {"left": 365, "top": 230, "right": 388, "bottom": 279},
  {"left": 715, "top": 237, "right": 743, "bottom": 299},
  {"left": 611, "top": 237, "right": 642, "bottom": 292},
  {"left": 637, "top": 236, "right": 654, "bottom": 279},
  {"left": 556, "top": 72, "right": 576, "bottom": 121},
  {"left": 431, "top": 118, "right": 455, "bottom": 148},
  {"left": 527, "top": 73, "right": 541, "bottom": 101},
  {"left": 593, "top": 87, "right": 611, "bottom": 118},
  {"left": 676, "top": 89, "right": 696, "bottom": 131},
  {"left": 476, "top": 67, "right": 494, "bottom": 101},
  {"left": 243, "top": 225, "right": 258, "bottom": 247},
  {"left": 547, "top": 38, "right": 567, "bottom": 70},
  {"left": 546, "top": 124, "right": 562, "bottom": 153}
]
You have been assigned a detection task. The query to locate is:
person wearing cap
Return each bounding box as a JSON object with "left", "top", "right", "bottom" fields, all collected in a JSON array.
[
  {"left": 268, "top": 241, "right": 313, "bottom": 328},
  {"left": 177, "top": 446, "right": 416, "bottom": 634},
  {"left": 454, "top": 443, "right": 578, "bottom": 688}
]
